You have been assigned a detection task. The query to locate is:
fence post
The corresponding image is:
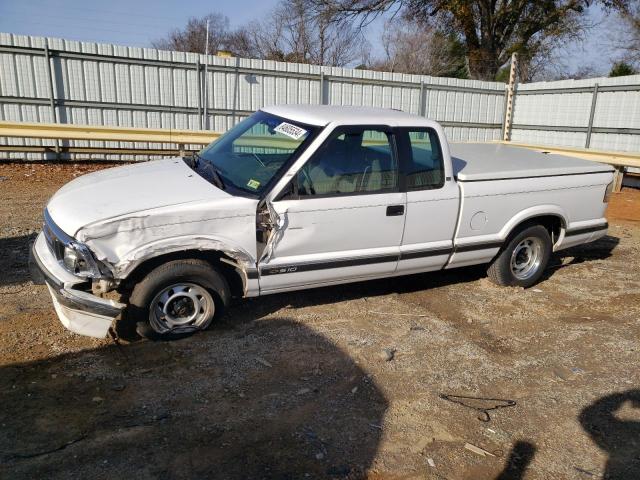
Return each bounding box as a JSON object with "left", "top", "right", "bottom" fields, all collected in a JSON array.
[
  {"left": 203, "top": 58, "right": 209, "bottom": 130},
  {"left": 585, "top": 83, "right": 599, "bottom": 148},
  {"left": 43, "top": 39, "right": 61, "bottom": 159},
  {"left": 502, "top": 52, "right": 518, "bottom": 141},
  {"left": 419, "top": 80, "right": 426, "bottom": 116},
  {"left": 319, "top": 71, "right": 325, "bottom": 105},
  {"left": 196, "top": 60, "right": 202, "bottom": 130},
  {"left": 232, "top": 56, "right": 240, "bottom": 125}
]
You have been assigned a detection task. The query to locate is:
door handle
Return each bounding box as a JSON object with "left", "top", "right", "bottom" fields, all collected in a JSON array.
[{"left": 386, "top": 205, "right": 405, "bottom": 216}]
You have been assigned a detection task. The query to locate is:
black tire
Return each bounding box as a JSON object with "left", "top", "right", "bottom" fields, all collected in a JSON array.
[
  {"left": 125, "top": 259, "right": 230, "bottom": 340},
  {"left": 487, "top": 224, "right": 552, "bottom": 288}
]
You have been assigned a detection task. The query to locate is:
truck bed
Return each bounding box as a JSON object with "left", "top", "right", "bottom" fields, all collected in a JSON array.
[{"left": 450, "top": 143, "right": 614, "bottom": 181}]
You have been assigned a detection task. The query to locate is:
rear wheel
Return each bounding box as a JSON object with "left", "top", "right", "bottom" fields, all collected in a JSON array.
[
  {"left": 487, "top": 225, "right": 552, "bottom": 288},
  {"left": 126, "top": 259, "right": 230, "bottom": 339}
]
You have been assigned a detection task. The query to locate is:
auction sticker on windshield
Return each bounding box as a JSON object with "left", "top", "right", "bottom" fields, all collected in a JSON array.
[{"left": 274, "top": 122, "right": 307, "bottom": 140}]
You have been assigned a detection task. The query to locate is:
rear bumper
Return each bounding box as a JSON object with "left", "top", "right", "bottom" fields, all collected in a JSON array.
[{"left": 29, "top": 232, "right": 124, "bottom": 338}]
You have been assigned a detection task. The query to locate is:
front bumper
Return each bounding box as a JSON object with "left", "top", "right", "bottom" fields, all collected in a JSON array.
[{"left": 29, "top": 232, "right": 124, "bottom": 338}]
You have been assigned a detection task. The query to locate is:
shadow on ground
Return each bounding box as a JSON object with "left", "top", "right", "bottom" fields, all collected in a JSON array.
[
  {"left": 1, "top": 232, "right": 623, "bottom": 479},
  {"left": 0, "top": 233, "right": 37, "bottom": 287},
  {"left": 494, "top": 441, "right": 537, "bottom": 480},
  {"left": 112, "top": 234, "right": 621, "bottom": 343},
  {"left": 580, "top": 389, "right": 640, "bottom": 479},
  {"left": 546, "top": 234, "right": 620, "bottom": 275},
  {"left": 0, "top": 318, "right": 388, "bottom": 479},
  {"left": 550, "top": 235, "right": 620, "bottom": 266},
  {"left": 233, "top": 234, "right": 621, "bottom": 329}
]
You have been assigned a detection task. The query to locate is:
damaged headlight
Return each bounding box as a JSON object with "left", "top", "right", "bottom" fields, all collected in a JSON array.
[
  {"left": 44, "top": 208, "right": 104, "bottom": 279},
  {"left": 61, "top": 242, "right": 102, "bottom": 278}
]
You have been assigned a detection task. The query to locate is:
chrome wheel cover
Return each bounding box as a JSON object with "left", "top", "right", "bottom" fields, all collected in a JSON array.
[
  {"left": 149, "top": 283, "right": 214, "bottom": 334},
  {"left": 510, "top": 237, "right": 543, "bottom": 281}
]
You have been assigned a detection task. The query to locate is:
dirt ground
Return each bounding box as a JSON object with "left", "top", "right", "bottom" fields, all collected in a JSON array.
[{"left": 1, "top": 162, "right": 639, "bottom": 480}]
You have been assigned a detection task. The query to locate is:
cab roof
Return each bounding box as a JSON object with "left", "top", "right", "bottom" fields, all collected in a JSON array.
[{"left": 260, "top": 104, "right": 440, "bottom": 128}]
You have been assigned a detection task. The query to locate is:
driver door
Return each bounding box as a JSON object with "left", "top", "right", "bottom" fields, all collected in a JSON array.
[{"left": 258, "top": 126, "right": 406, "bottom": 293}]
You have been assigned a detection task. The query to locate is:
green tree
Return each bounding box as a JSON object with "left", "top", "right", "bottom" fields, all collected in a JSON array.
[
  {"left": 307, "top": 0, "right": 631, "bottom": 80},
  {"left": 609, "top": 61, "right": 637, "bottom": 77},
  {"left": 495, "top": 66, "right": 511, "bottom": 83}
]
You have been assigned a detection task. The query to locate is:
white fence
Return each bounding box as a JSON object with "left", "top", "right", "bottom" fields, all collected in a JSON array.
[
  {"left": 0, "top": 32, "right": 639, "bottom": 160},
  {"left": 513, "top": 76, "right": 640, "bottom": 152}
]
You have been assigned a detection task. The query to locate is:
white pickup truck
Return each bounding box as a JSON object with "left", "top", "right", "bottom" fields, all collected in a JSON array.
[{"left": 30, "top": 105, "right": 614, "bottom": 339}]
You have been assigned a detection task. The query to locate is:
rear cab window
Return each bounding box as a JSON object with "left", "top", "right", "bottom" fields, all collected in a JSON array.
[{"left": 397, "top": 128, "right": 445, "bottom": 190}]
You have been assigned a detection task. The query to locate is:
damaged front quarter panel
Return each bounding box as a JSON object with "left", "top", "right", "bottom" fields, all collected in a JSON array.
[
  {"left": 74, "top": 197, "right": 261, "bottom": 295},
  {"left": 112, "top": 236, "right": 255, "bottom": 278}
]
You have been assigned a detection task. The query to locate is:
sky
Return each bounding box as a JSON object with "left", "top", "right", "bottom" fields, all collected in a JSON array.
[{"left": 0, "top": 0, "right": 625, "bottom": 78}]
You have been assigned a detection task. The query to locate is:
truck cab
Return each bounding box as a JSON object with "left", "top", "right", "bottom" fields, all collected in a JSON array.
[{"left": 31, "top": 105, "right": 613, "bottom": 339}]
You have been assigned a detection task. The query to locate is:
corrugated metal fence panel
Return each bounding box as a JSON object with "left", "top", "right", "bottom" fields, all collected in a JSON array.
[
  {"left": 425, "top": 77, "right": 505, "bottom": 142},
  {"left": 0, "top": 32, "right": 507, "bottom": 160},
  {"left": 590, "top": 76, "right": 640, "bottom": 152},
  {"left": 3, "top": 31, "right": 639, "bottom": 158},
  {"left": 321, "top": 70, "right": 505, "bottom": 142},
  {"left": 0, "top": 34, "right": 49, "bottom": 159},
  {"left": 512, "top": 75, "right": 640, "bottom": 152},
  {"left": 5, "top": 32, "right": 634, "bottom": 157}
]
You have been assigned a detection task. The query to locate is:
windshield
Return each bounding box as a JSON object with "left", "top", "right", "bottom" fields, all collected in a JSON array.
[{"left": 189, "top": 111, "right": 318, "bottom": 196}]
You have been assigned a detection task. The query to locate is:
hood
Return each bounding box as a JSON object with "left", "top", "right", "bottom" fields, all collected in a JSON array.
[{"left": 47, "top": 158, "right": 230, "bottom": 236}]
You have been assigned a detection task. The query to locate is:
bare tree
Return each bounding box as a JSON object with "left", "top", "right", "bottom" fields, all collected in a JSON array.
[
  {"left": 153, "top": 2, "right": 367, "bottom": 67},
  {"left": 612, "top": 3, "right": 640, "bottom": 67},
  {"left": 224, "top": 27, "right": 261, "bottom": 59},
  {"left": 246, "top": 0, "right": 368, "bottom": 66},
  {"left": 516, "top": 34, "right": 577, "bottom": 82},
  {"left": 305, "top": 0, "right": 631, "bottom": 81},
  {"left": 314, "top": 4, "right": 373, "bottom": 65},
  {"left": 375, "top": 17, "right": 467, "bottom": 77},
  {"left": 152, "top": 13, "right": 232, "bottom": 54}
]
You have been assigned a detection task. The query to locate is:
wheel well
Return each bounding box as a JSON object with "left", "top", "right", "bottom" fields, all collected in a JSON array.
[
  {"left": 509, "top": 215, "right": 564, "bottom": 244},
  {"left": 118, "top": 250, "right": 246, "bottom": 299}
]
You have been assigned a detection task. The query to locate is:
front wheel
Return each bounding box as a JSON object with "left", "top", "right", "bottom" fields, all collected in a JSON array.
[
  {"left": 487, "top": 225, "right": 552, "bottom": 288},
  {"left": 126, "top": 259, "right": 230, "bottom": 339}
]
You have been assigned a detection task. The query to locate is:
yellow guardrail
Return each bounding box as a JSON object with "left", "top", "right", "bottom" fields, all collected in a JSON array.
[
  {"left": 0, "top": 121, "right": 637, "bottom": 191},
  {"left": 0, "top": 120, "right": 219, "bottom": 145},
  {"left": 0, "top": 121, "right": 305, "bottom": 156}
]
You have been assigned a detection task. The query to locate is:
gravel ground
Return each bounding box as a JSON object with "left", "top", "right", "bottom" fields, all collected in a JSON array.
[{"left": 0, "top": 162, "right": 639, "bottom": 480}]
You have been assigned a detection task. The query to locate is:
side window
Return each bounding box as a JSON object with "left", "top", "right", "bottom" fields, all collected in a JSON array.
[
  {"left": 297, "top": 129, "right": 397, "bottom": 196},
  {"left": 404, "top": 129, "right": 444, "bottom": 190}
]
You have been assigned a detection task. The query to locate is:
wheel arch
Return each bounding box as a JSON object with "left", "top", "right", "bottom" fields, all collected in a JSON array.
[
  {"left": 500, "top": 206, "right": 568, "bottom": 247},
  {"left": 117, "top": 249, "right": 248, "bottom": 300}
]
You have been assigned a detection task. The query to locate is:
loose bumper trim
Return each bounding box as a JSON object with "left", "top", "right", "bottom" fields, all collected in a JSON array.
[{"left": 30, "top": 235, "right": 124, "bottom": 338}]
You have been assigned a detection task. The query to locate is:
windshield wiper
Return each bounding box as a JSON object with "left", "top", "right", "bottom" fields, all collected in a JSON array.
[
  {"left": 185, "top": 152, "right": 226, "bottom": 190},
  {"left": 184, "top": 152, "right": 201, "bottom": 169},
  {"left": 209, "top": 166, "right": 226, "bottom": 190}
]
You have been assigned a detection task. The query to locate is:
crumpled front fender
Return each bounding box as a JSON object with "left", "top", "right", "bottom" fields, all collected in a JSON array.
[{"left": 91, "top": 234, "right": 258, "bottom": 279}]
